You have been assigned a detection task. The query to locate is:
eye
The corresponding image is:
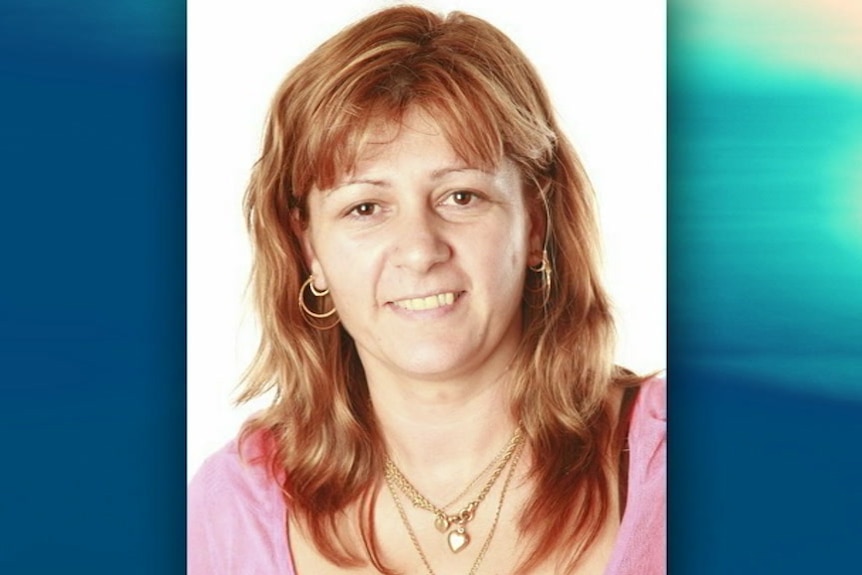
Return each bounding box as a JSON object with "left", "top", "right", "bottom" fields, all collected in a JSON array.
[
  {"left": 348, "top": 202, "right": 379, "bottom": 217},
  {"left": 445, "top": 190, "right": 478, "bottom": 206}
]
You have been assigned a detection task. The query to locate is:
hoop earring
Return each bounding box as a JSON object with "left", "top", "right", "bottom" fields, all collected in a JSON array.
[
  {"left": 528, "top": 250, "right": 553, "bottom": 298},
  {"left": 298, "top": 276, "right": 340, "bottom": 329}
]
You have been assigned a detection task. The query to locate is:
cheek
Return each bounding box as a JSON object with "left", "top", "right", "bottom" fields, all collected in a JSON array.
[
  {"left": 480, "top": 225, "right": 530, "bottom": 284},
  {"left": 319, "top": 263, "right": 367, "bottom": 322},
  {"left": 315, "top": 237, "right": 381, "bottom": 300},
  {"left": 501, "top": 218, "right": 531, "bottom": 268}
]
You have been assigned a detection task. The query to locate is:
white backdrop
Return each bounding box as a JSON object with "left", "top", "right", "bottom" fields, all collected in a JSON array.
[{"left": 187, "top": 0, "right": 666, "bottom": 479}]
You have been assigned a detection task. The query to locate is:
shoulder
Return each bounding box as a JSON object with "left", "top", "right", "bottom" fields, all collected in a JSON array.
[
  {"left": 607, "top": 373, "right": 666, "bottom": 574},
  {"left": 628, "top": 372, "right": 666, "bottom": 484},
  {"left": 188, "top": 433, "right": 282, "bottom": 513},
  {"left": 187, "top": 429, "right": 294, "bottom": 575},
  {"left": 631, "top": 373, "right": 666, "bottom": 437}
]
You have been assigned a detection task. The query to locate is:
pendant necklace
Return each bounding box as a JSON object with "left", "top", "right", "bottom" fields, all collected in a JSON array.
[
  {"left": 384, "top": 425, "right": 523, "bottom": 553},
  {"left": 385, "top": 435, "right": 524, "bottom": 575}
]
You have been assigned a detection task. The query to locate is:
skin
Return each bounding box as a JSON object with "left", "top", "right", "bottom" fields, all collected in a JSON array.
[{"left": 301, "top": 108, "right": 542, "bottom": 389}]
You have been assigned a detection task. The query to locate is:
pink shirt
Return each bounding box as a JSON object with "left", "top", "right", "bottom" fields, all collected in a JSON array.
[{"left": 188, "top": 376, "right": 666, "bottom": 574}]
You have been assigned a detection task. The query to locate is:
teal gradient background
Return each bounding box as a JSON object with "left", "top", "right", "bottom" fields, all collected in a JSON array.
[
  {"left": 670, "top": 0, "right": 862, "bottom": 572},
  {"left": 671, "top": 0, "right": 862, "bottom": 400},
  {"left": 0, "top": 1, "right": 185, "bottom": 572}
]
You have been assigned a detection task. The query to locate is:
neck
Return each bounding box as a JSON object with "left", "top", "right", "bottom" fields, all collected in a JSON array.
[{"left": 366, "top": 365, "right": 520, "bottom": 502}]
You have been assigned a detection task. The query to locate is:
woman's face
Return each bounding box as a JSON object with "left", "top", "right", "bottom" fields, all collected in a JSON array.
[{"left": 301, "top": 109, "right": 542, "bottom": 384}]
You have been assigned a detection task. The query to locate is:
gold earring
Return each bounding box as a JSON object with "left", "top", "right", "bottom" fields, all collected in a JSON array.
[
  {"left": 298, "top": 276, "right": 340, "bottom": 329},
  {"left": 528, "top": 250, "right": 552, "bottom": 293},
  {"left": 528, "top": 251, "right": 549, "bottom": 274}
]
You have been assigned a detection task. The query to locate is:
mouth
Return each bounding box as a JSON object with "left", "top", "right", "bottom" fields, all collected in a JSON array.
[{"left": 390, "top": 291, "right": 461, "bottom": 311}]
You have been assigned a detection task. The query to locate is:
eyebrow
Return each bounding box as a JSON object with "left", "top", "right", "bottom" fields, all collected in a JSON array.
[
  {"left": 430, "top": 165, "right": 490, "bottom": 179},
  {"left": 327, "top": 165, "right": 490, "bottom": 196}
]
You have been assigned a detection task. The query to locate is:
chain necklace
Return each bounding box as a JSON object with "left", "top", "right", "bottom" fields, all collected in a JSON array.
[
  {"left": 385, "top": 437, "right": 524, "bottom": 575},
  {"left": 436, "top": 434, "right": 514, "bottom": 511},
  {"left": 384, "top": 425, "right": 523, "bottom": 553},
  {"left": 391, "top": 424, "right": 520, "bottom": 513}
]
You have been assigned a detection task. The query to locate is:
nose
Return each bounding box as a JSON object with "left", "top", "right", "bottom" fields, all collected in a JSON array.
[{"left": 391, "top": 207, "right": 451, "bottom": 273}]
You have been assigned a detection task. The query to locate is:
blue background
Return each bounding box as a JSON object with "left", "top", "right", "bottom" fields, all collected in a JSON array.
[
  {"left": 1, "top": 0, "right": 860, "bottom": 573},
  {"left": 0, "top": 1, "right": 185, "bottom": 572},
  {"left": 670, "top": 0, "right": 862, "bottom": 572}
]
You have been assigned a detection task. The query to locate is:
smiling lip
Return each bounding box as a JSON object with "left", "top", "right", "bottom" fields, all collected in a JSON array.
[{"left": 390, "top": 291, "right": 461, "bottom": 311}]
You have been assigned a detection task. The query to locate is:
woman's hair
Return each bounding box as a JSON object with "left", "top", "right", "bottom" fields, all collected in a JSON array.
[{"left": 240, "top": 5, "right": 640, "bottom": 572}]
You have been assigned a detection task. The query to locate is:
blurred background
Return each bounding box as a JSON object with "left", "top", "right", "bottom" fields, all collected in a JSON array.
[
  {"left": 672, "top": 0, "right": 862, "bottom": 400},
  {"left": 670, "top": 0, "right": 862, "bottom": 571}
]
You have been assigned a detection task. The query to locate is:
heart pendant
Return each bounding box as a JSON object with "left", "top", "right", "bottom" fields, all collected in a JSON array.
[
  {"left": 448, "top": 528, "right": 470, "bottom": 553},
  {"left": 434, "top": 515, "right": 449, "bottom": 533}
]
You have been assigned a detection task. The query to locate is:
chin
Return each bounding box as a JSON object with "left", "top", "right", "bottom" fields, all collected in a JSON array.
[{"left": 391, "top": 350, "right": 476, "bottom": 380}]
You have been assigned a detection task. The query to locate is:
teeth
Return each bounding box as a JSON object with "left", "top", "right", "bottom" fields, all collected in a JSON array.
[{"left": 394, "top": 292, "right": 456, "bottom": 311}]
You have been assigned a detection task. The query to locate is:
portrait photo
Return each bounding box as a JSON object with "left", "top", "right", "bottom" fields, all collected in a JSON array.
[{"left": 187, "top": 1, "right": 665, "bottom": 573}]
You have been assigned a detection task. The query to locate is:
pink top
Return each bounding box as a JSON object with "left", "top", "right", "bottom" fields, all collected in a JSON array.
[{"left": 188, "top": 376, "right": 666, "bottom": 574}]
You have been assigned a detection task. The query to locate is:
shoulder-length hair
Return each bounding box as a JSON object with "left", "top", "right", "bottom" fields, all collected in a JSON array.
[{"left": 240, "top": 5, "right": 639, "bottom": 572}]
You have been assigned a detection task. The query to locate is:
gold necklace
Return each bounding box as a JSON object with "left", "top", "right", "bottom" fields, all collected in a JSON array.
[
  {"left": 384, "top": 426, "right": 523, "bottom": 553},
  {"left": 392, "top": 424, "right": 519, "bottom": 513},
  {"left": 438, "top": 435, "right": 513, "bottom": 510},
  {"left": 385, "top": 438, "right": 524, "bottom": 575}
]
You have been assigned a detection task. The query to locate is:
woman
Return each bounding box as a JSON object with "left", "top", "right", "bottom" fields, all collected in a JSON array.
[{"left": 188, "top": 5, "right": 665, "bottom": 574}]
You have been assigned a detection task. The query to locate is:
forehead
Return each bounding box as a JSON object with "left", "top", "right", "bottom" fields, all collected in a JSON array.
[
  {"left": 334, "top": 106, "right": 503, "bottom": 181},
  {"left": 348, "top": 111, "right": 460, "bottom": 170}
]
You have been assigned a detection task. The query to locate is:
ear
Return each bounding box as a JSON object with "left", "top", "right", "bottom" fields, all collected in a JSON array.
[{"left": 292, "top": 209, "right": 329, "bottom": 291}]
